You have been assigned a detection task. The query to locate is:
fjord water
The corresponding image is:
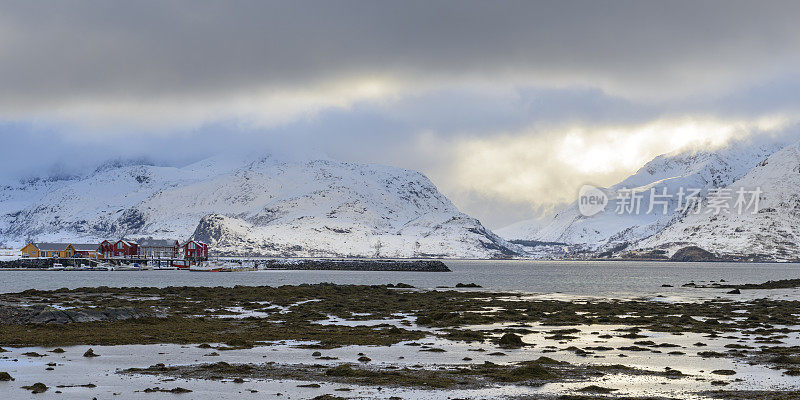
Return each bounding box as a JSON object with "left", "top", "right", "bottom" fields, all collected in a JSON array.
[{"left": 2, "top": 260, "right": 800, "bottom": 297}]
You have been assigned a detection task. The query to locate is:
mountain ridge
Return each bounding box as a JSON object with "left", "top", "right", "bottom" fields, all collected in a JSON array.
[
  {"left": 0, "top": 155, "right": 519, "bottom": 258},
  {"left": 635, "top": 142, "right": 800, "bottom": 260},
  {"left": 497, "top": 137, "right": 793, "bottom": 259}
]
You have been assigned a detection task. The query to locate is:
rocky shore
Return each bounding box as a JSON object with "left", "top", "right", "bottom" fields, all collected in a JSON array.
[
  {"left": 682, "top": 278, "right": 800, "bottom": 290},
  {"left": 0, "top": 282, "right": 798, "bottom": 398},
  {"left": 0, "top": 303, "right": 151, "bottom": 324}
]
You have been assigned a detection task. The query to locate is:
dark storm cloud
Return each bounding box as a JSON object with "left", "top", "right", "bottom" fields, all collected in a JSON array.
[
  {"left": 1, "top": 0, "right": 800, "bottom": 113},
  {"left": 3, "top": 0, "right": 800, "bottom": 228}
]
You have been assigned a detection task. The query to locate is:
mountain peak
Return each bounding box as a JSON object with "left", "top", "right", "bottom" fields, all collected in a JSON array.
[{"left": 93, "top": 157, "right": 158, "bottom": 174}]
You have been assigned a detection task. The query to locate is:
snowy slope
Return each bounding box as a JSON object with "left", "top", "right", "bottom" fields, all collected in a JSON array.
[
  {"left": 495, "top": 216, "right": 550, "bottom": 244},
  {"left": 497, "top": 139, "right": 785, "bottom": 251},
  {"left": 0, "top": 156, "right": 517, "bottom": 258},
  {"left": 636, "top": 142, "right": 800, "bottom": 260}
]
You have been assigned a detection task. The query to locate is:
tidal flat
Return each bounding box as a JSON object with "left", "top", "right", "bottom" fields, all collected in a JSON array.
[{"left": 0, "top": 283, "right": 799, "bottom": 399}]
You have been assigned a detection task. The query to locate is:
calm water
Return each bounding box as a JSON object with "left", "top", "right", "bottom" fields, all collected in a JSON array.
[{"left": 2, "top": 260, "right": 800, "bottom": 297}]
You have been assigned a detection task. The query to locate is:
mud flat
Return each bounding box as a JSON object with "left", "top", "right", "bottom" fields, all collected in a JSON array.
[
  {"left": 0, "top": 283, "right": 798, "bottom": 399},
  {"left": 120, "top": 357, "right": 683, "bottom": 391}
]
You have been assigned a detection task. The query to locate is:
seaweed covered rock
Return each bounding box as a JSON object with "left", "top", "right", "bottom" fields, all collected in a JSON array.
[
  {"left": 83, "top": 348, "right": 100, "bottom": 357},
  {"left": 22, "top": 382, "right": 48, "bottom": 393},
  {"left": 0, "top": 304, "right": 147, "bottom": 325},
  {"left": 497, "top": 333, "right": 525, "bottom": 348}
]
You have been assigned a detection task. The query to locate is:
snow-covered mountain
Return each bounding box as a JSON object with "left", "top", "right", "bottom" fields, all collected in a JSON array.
[
  {"left": 497, "top": 138, "right": 787, "bottom": 254},
  {"left": 0, "top": 156, "right": 518, "bottom": 258},
  {"left": 637, "top": 142, "right": 800, "bottom": 260}
]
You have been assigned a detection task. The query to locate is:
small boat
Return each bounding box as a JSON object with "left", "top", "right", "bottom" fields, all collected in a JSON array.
[
  {"left": 115, "top": 264, "right": 141, "bottom": 271},
  {"left": 190, "top": 260, "right": 232, "bottom": 272},
  {"left": 50, "top": 263, "right": 65, "bottom": 271},
  {"left": 230, "top": 263, "right": 258, "bottom": 272},
  {"left": 153, "top": 261, "right": 177, "bottom": 270},
  {"left": 189, "top": 260, "right": 258, "bottom": 272},
  {"left": 93, "top": 263, "right": 113, "bottom": 271},
  {"left": 132, "top": 262, "right": 153, "bottom": 270}
]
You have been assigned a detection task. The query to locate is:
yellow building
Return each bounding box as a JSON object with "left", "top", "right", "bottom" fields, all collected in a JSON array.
[
  {"left": 20, "top": 243, "right": 76, "bottom": 258},
  {"left": 20, "top": 243, "right": 39, "bottom": 258}
]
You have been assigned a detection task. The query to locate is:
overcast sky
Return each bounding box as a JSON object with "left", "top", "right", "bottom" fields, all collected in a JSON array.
[{"left": 2, "top": 0, "right": 800, "bottom": 228}]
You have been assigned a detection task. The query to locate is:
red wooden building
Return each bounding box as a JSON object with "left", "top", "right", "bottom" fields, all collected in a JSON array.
[
  {"left": 183, "top": 240, "right": 208, "bottom": 258},
  {"left": 99, "top": 240, "right": 114, "bottom": 259},
  {"left": 110, "top": 239, "right": 139, "bottom": 258}
]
